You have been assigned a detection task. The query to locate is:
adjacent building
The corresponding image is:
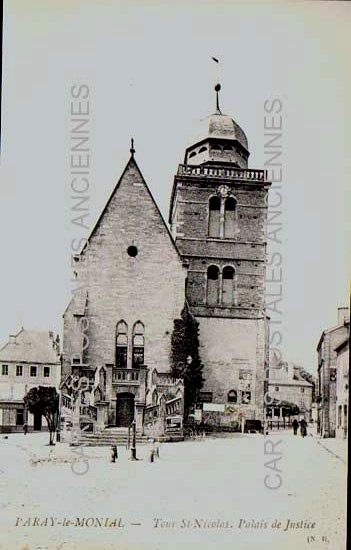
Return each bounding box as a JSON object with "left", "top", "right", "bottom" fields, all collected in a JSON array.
[
  {"left": 335, "top": 336, "right": 349, "bottom": 440},
  {"left": 317, "top": 307, "right": 350, "bottom": 438},
  {"left": 0, "top": 329, "right": 61, "bottom": 432},
  {"left": 267, "top": 359, "right": 313, "bottom": 422}
]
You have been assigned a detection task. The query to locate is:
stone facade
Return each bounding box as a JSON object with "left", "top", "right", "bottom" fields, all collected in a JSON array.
[
  {"left": 317, "top": 307, "right": 350, "bottom": 438},
  {"left": 335, "top": 337, "right": 349, "bottom": 440},
  {"left": 0, "top": 329, "right": 61, "bottom": 432},
  {"left": 62, "top": 157, "right": 186, "bottom": 437},
  {"left": 197, "top": 317, "right": 266, "bottom": 420}
]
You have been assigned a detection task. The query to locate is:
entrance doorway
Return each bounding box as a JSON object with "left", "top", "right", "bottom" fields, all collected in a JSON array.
[
  {"left": 33, "top": 412, "right": 42, "bottom": 431},
  {"left": 116, "top": 393, "right": 135, "bottom": 427}
]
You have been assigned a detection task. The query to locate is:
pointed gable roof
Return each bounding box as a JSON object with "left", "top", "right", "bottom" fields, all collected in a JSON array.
[
  {"left": 80, "top": 155, "right": 181, "bottom": 259},
  {"left": 0, "top": 328, "right": 60, "bottom": 364}
]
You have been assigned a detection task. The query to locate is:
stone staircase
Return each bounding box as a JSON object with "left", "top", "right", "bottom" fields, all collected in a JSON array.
[{"left": 73, "top": 427, "right": 151, "bottom": 447}]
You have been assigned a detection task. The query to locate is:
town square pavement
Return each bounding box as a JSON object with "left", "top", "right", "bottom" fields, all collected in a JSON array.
[{"left": 0, "top": 429, "right": 347, "bottom": 550}]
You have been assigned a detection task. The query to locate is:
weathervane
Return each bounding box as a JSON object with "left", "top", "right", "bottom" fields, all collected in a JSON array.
[
  {"left": 215, "top": 83, "right": 222, "bottom": 114},
  {"left": 211, "top": 56, "right": 222, "bottom": 114}
]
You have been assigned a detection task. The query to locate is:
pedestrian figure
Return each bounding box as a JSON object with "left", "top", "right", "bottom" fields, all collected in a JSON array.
[
  {"left": 111, "top": 445, "right": 118, "bottom": 463},
  {"left": 300, "top": 418, "right": 307, "bottom": 438},
  {"left": 23, "top": 423, "right": 28, "bottom": 436},
  {"left": 292, "top": 418, "right": 299, "bottom": 435}
]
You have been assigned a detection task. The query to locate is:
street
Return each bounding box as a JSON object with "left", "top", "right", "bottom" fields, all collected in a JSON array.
[{"left": 0, "top": 430, "right": 347, "bottom": 550}]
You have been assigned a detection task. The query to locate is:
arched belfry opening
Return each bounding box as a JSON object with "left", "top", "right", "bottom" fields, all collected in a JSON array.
[
  {"left": 224, "top": 196, "right": 236, "bottom": 238},
  {"left": 209, "top": 196, "right": 221, "bottom": 237},
  {"left": 207, "top": 265, "right": 220, "bottom": 306}
]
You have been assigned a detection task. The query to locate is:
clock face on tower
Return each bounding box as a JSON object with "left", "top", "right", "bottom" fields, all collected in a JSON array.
[{"left": 216, "top": 184, "right": 231, "bottom": 198}]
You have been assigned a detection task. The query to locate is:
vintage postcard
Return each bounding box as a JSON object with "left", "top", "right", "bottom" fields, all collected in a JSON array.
[{"left": 0, "top": 1, "right": 349, "bottom": 549}]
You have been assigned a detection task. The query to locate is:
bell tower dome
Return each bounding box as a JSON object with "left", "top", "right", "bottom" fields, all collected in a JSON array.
[{"left": 184, "top": 84, "right": 250, "bottom": 169}]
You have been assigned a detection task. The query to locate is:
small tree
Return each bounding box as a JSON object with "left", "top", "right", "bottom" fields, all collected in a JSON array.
[
  {"left": 24, "top": 386, "right": 59, "bottom": 445},
  {"left": 171, "top": 304, "right": 205, "bottom": 418}
]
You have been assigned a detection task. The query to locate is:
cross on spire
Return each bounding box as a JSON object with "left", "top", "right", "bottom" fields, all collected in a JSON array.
[{"left": 130, "top": 137, "right": 135, "bottom": 157}]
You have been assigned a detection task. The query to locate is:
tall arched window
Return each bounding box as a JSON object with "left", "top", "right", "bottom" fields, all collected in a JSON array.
[
  {"left": 116, "top": 321, "right": 128, "bottom": 368},
  {"left": 227, "top": 390, "right": 237, "bottom": 403},
  {"left": 132, "top": 321, "right": 145, "bottom": 368},
  {"left": 222, "top": 266, "right": 235, "bottom": 306},
  {"left": 207, "top": 265, "right": 220, "bottom": 306},
  {"left": 208, "top": 196, "right": 221, "bottom": 238},
  {"left": 224, "top": 197, "right": 236, "bottom": 238}
]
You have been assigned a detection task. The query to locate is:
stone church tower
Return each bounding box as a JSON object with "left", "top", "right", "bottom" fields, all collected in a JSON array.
[{"left": 169, "top": 85, "right": 271, "bottom": 421}]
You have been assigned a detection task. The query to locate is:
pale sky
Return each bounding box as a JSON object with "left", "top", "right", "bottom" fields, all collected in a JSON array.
[{"left": 1, "top": 0, "right": 350, "bottom": 375}]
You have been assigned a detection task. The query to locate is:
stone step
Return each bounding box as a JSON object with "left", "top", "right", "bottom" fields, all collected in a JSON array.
[
  {"left": 76, "top": 432, "right": 151, "bottom": 446},
  {"left": 80, "top": 434, "right": 149, "bottom": 441},
  {"left": 101, "top": 426, "right": 138, "bottom": 433},
  {"left": 75, "top": 439, "right": 150, "bottom": 447},
  {"left": 103, "top": 431, "right": 144, "bottom": 436},
  {"left": 79, "top": 438, "right": 150, "bottom": 445}
]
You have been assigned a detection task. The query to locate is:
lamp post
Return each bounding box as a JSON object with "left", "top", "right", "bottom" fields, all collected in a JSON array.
[
  {"left": 56, "top": 394, "right": 61, "bottom": 442},
  {"left": 187, "top": 355, "right": 193, "bottom": 401},
  {"left": 130, "top": 419, "right": 137, "bottom": 461},
  {"left": 186, "top": 355, "right": 195, "bottom": 428}
]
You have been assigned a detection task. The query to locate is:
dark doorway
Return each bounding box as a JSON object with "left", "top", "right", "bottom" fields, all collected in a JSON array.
[
  {"left": 116, "top": 393, "right": 134, "bottom": 427},
  {"left": 16, "top": 409, "right": 24, "bottom": 426},
  {"left": 33, "top": 412, "right": 42, "bottom": 431}
]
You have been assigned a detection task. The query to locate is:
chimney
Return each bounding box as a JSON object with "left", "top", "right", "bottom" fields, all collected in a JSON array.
[
  {"left": 337, "top": 307, "right": 349, "bottom": 325},
  {"left": 55, "top": 334, "right": 60, "bottom": 354},
  {"left": 293, "top": 366, "right": 299, "bottom": 379}
]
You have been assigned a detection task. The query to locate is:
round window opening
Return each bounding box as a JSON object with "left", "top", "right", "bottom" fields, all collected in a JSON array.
[{"left": 127, "top": 245, "right": 138, "bottom": 257}]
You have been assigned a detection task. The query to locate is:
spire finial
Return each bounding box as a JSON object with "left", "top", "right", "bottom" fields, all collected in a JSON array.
[
  {"left": 215, "top": 83, "right": 222, "bottom": 114},
  {"left": 130, "top": 137, "right": 135, "bottom": 157}
]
